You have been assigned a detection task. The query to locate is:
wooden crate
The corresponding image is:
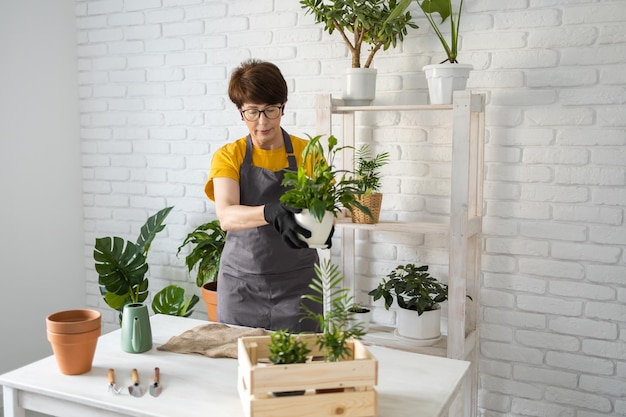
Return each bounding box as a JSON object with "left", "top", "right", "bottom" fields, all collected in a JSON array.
[{"left": 237, "top": 334, "right": 378, "bottom": 417}]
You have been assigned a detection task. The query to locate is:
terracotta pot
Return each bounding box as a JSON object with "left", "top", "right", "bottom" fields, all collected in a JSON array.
[
  {"left": 46, "top": 309, "right": 101, "bottom": 375},
  {"left": 202, "top": 281, "right": 218, "bottom": 322},
  {"left": 46, "top": 309, "right": 101, "bottom": 334}
]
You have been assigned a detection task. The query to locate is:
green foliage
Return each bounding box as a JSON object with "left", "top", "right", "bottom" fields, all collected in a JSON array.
[
  {"left": 302, "top": 259, "right": 366, "bottom": 362},
  {"left": 354, "top": 145, "right": 390, "bottom": 194},
  {"left": 268, "top": 330, "right": 312, "bottom": 365},
  {"left": 152, "top": 285, "right": 199, "bottom": 318},
  {"left": 368, "top": 263, "right": 448, "bottom": 315},
  {"left": 389, "top": 0, "right": 464, "bottom": 63},
  {"left": 300, "top": 0, "right": 418, "bottom": 68},
  {"left": 280, "top": 134, "right": 370, "bottom": 223},
  {"left": 177, "top": 219, "right": 226, "bottom": 287},
  {"left": 94, "top": 206, "right": 198, "bottom": 322}
]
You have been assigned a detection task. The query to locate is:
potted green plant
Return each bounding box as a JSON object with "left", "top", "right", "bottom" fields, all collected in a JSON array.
[
  {"left": 351, "top": 145, "right": 390, "bottom": 224},
  {"left": 94, "top": 206, "right": 198, "bottom": 323},
  {"left": 348, "top": 303, "right": 372, "bottom": 332},
  {"left": 280, "top": 134, "right": 370, "bottom": 248},
  {"left": 302, "top": 259, "right": 366, "bottom": 362},
  {"left": 301, "top": 0, "right": 418, "bottom": 105},
  {"left": 368, "top": 263, "right": 447, "bottom": 343},
  {"left": 389, "top": 0, "right": 471, "bottom": 104},
  {"left": 177, "top": 219, "right": 226, "bottom": 322}
]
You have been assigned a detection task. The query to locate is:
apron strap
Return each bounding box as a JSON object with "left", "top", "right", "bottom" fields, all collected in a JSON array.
[{"left": 243, "top": 129, "right": 298, "bottom": 171}]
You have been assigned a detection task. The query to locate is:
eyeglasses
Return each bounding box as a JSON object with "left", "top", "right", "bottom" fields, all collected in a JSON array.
[{"left": 240, "top": 105, "right": 283, "bottom": 122}]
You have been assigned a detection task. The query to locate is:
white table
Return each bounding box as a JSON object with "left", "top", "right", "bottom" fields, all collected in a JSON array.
[{"left": 0, "top": 315, "right": 469, "bottom": 417}]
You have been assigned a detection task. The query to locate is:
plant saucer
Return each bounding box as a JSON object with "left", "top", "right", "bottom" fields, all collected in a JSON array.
[{"left": 393, "top": 329, "right": 442, "bottom": 347}]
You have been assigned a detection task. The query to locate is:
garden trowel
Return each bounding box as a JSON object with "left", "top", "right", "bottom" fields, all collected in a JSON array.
[
  {"left": 149, "top": 367, "right": 162, "bottom": 397},
  {"left": 128, "top": 368, "right": 145, "bottom": 397}
]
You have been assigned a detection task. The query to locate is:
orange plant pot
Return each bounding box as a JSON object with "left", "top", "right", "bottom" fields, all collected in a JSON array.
[
  {"left": 46, "top": 309, "right": 101, "bottom": 375},
  {"left": 202, "top": 281, "right": 218, "bottom": 322}
]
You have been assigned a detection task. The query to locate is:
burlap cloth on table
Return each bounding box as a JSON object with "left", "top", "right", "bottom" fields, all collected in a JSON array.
[{"left": 157, "top": 323, "right": 267, "bottom": 359}]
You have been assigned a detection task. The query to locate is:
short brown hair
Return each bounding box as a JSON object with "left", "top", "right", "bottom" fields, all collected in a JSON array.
[{"left": 228, "top": 59, "right": 288, "bottom": 109}]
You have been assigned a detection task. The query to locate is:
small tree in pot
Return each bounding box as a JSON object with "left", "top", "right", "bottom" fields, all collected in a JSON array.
[{"left": 301, "top": 0, "right": 418, "bottom": 105}]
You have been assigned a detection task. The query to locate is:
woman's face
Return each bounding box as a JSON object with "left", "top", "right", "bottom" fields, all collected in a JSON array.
[{"left": 240, "top": 102, "right": 284, "bottom": 149}]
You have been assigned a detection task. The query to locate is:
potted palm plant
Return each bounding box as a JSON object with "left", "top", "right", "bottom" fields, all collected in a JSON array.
[
  {"left": 94, "top": 206, "right": 199, "bottom": 324},
  {"left": 176, "top": 219, "right": 226, "bottom": 322},
  {"left": 368, "top": 263, "right": 447, "bottom": 344},
  {"left": 351, "top": 145, "right": 390, "bottom": 224},
  {"left": 389, "top": 0, "right": 471, "bottom": 104},
  {"left": 301, "top": 0, "right": 418, "bottom": 105},
  {"left": 280, "top": 134, "right": 370, "bottom": 248}
]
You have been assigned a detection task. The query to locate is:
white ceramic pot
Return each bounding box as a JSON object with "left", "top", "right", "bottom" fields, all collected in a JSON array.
[
  {"left": 342, "top": 67, "right": 377, "bottom": 106},
  {"left": 350, "top": 309, "right": 372, "bottom": 333},
  {"left": 294, "top": 209, "right": 334, "bottom": 249},
  {"left": 396, "top": 304, "right": 441, "bottom": 343},
  {"left": 423, "top": 63, "right": 472, "bottom": 105}
]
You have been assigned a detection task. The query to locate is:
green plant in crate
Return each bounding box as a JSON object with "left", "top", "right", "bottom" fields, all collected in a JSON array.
[
  {"left": 268, "top": 330, "right": 312, "bottom": 365},
  {"left": 302, "top": 259, "right": 365, "bottom": 362}
]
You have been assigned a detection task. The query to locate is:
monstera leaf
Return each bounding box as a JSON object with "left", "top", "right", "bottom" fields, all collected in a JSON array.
[
  {"left": 95, "top": 237, "right": 149, "bottom": 311},
  {"left": 151, "top": 285, "right": 199, "bottom": 317},
  {"left": 94, "top": 206, "right": 173, "bottom": 314}
]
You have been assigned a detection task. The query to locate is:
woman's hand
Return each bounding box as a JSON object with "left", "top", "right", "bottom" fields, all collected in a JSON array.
[{"left": 263, "top": 202, "right": 311, "bottom": 249}]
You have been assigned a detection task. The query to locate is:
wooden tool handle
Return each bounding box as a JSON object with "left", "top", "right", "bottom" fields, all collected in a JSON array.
[
  {"left": 131, "top": 368, "right": 139, "bottom": 384},
  {"left": 108, "top": 368, "right": 115, "bottom": 384},
  {"left": 153, "top": 367, "right": 160, "bottom": 383}
]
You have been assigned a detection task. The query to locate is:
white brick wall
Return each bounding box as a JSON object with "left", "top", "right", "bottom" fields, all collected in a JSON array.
[{"left": 76, "top": 1, "right": 626, "bottom": 416}]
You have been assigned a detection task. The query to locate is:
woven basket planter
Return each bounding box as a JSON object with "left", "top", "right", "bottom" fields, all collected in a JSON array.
[{"left": 351, "top": 193, "right": 382, "bottom": 224}]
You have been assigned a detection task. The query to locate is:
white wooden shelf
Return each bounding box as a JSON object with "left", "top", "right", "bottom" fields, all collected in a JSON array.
[{"left": 315, "top": 91, "right": 486, "bottom": 417}]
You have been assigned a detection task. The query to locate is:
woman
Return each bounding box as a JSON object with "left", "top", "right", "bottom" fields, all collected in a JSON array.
[{"left": 204, "top": 59, "right": 327, "bottom": 332}]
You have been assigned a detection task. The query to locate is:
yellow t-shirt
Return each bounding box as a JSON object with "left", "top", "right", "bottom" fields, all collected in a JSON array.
[{"left": 205, "top": 134, "right": 312, "bottom": 201}]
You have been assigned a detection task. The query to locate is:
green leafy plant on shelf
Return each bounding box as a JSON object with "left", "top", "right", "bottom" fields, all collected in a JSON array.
[
  {"left": 389, "top": 0, "right": 465, "bottom": 63},
  {"left": 94, "top": 206, "right": 198, "bottom": 322},
  {"left": 300, "top": 0, "right": 418, "bottom": 68},
  {"left": 368, "top": 263, "right": 449, "bottom": 315},
  {"left": 302, "top": 259, "right": 366, "bottom": 362},
  {"left": 354, "top": 145, "right": 390, "bottom": 195},
  {"left": 280, "top": 134, "right": 370, "bottom": 223}
]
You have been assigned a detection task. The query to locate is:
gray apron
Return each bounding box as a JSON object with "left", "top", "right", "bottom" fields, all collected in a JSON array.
[{"left": 217, "top": 129, "right": 321, "bottom": 332}]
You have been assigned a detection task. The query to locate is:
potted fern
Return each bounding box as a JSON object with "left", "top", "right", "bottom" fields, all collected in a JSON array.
[
  {"left": 280, "top": 134, "right": 370, "bottom": 248},
  {"left": 177, "top": 219, "right": 226, "bottom": 322},
  {"left": 301, "top": 0, "right": 418, "bottom": 105},
  {"left": 94, "top": 206, "right": 199, "bottom": 324},
  {"left": 351, "top": 145, "right": 390, "bottom": 224},
  {"left": 369, "top": 263, "right": 447, "bottom": 344}
]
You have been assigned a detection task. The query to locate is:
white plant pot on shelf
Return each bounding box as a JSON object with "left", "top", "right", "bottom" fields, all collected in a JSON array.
[
  {"left": 294, "top": 209, "right": 334, "bottom": 249},
  {"left": 423, "top": 63, "right": 472, "bottom": 105},
  {"left": 342, "top": 67, "right": 377, "bottom": 106},
  {"left": 395, "top": 304, "right": 441, "bottom": 346},
  {"left": 350, "top": 309, "right": 372, "bottom": 333}
]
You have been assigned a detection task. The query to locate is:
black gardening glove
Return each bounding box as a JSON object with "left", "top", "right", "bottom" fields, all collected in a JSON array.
[{"left": 263, "top": 202, "right": 311, "bottom": 249}]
